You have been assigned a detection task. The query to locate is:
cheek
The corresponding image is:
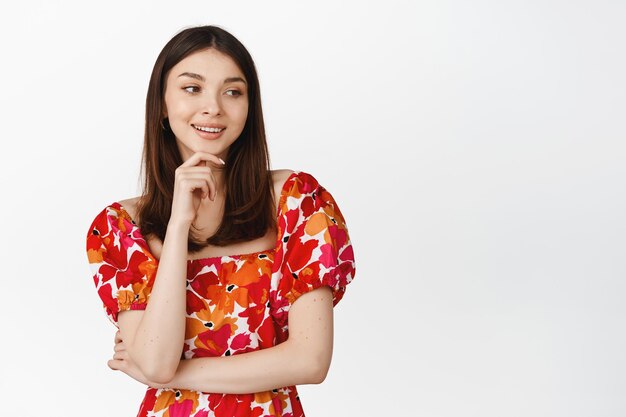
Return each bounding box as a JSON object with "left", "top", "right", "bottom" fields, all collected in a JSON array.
[
  {"left": 169, "top": 107, "right": 184, "bottom": 120},
  {"left": 168, "top": 109, "right": 194, "bottom": 141},
  {"left": 164, "top": 92, "right": 191, "bottom": 118},
  {"left": 235, "top": 102, "right": 249, "bottom": 124}
]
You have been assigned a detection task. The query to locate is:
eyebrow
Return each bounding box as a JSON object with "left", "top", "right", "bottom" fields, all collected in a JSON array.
[{"left": 177, "top": 72, "right": 247, "bottom": 85}]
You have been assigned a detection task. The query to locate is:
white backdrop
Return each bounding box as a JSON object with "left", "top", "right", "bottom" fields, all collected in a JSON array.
[{"left": 0, "top": 1, "right": 625, "bottom": 416}]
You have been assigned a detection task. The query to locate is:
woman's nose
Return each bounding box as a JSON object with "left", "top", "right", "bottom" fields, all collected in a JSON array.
[{"left": 201, "top": 93, "right": 222, "bottom": 116}]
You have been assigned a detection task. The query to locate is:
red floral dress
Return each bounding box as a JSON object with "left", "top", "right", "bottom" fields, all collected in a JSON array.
[{"left": 85, "top": 171, "right": 356, "bottom": 417}]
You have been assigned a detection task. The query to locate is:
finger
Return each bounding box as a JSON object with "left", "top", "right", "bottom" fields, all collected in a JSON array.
[
  {"left": 178, "top": 170, "right": 217, "bottom": 183},
  {"left": 209, "top": 171, "right": 218, "bottom": 200},
  {"left": 192, "top": 170, "right": 217, "bottom": 200},
  {"left": 207, "top": 174, "right": 216, "bottom": 200},
  {"left": 176, "top": 166, "right": 219, "bottom": 199},
  {"left": 191, "top": 179, "right": 213, "bottom": 201},
  {"left": 113, "top": 351, "right": 127, "bottom": 360},
  {"left": 180, "top": 152, "right": 224, "bottom": 168},
  {"left": 181, "top": 177, "right": 215, "bottom": 201},
  {"left": 178, "top": 166, "right": 214, "bottom": 174},
  {"left": 108, "top": 359, "right": 121, "bottom": 370}
]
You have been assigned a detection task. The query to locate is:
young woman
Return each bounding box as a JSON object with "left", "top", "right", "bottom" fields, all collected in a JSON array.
[{"left": 85, "top": 25, "right": 356, "bottom": 417}]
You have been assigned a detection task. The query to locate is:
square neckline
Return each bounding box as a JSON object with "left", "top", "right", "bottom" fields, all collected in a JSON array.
[{"left": 112, "top": 170, "right": 299, "bottom": 263}]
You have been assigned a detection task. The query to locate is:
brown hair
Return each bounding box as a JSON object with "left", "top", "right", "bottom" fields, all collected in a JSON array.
[{"left": 135, "top": 25, "right": 276, "bottom": 253}]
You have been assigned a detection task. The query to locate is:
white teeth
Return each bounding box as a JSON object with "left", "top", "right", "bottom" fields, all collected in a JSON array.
[{"left": 194, "top": 125, "right": 224, "bottom": 133}]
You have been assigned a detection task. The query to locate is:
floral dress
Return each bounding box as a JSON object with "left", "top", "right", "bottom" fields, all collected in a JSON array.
[{"left": 85, "top": 171, "right": 356, "bottom": 417}]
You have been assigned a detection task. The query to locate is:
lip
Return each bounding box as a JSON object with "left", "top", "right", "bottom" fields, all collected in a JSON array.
[
  {"left": 192, "top": 123, "right": 226, "bottom": 140},
  {"left": 192, "top": 123, "right": 226, "bottom": 129}
]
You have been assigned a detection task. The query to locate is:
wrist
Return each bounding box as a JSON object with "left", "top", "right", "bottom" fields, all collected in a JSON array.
[{"left": 166, "top": 219, "right": 191, "bottom": 233}]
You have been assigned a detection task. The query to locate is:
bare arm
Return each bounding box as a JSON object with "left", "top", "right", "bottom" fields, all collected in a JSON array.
[
  {"left": 117, "top": 222, "right": 189, "bottom": 383},
  {"left": 112, "top": 286, "right": 334, "bottom": 393},
  {"left": 117, "top": 153, "right": 223, "bottom": 383}
]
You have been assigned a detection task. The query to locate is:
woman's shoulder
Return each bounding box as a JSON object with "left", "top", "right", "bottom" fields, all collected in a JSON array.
[
  {"left": 272, "top": 169, "right": 295, "bottom": 179},
  {"left": 83, "top": 197, "right": 137, "bottom": 220},
  {"left": 110, "top": 170, "right": 307, "bottom": 223},
  {"left": 87, "top": 198, "right": 137, "bottom": 234},
  {"left": 273, "top": 169, "right": 329, "bottom": 204},
  {"left": 87, "top": 198, "right": 143, "bottom": 243},
  {"left": 116, "top": 196, "right": 141, "bottom": 223},
  {"left": 274, "top": 169, "right": 327, "bottom": 196},
  {"left": 272, "top": 169, "right": 296, "bottom": 195},
  {"left": 86, "top": 198, "right": 149, "bottom": 263}
]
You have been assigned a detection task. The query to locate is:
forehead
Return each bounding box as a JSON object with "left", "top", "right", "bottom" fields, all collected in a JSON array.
[{"left": 167, "top": 48, "right": 245, "bottom": 82}]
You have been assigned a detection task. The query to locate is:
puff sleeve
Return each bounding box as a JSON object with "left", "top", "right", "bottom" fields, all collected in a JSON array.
[
  {"left": 85, "top": 203, "right": 157, "bottom": 327},
  {"left": 270, "top": 172, "right": 356, "bottom": 330}
]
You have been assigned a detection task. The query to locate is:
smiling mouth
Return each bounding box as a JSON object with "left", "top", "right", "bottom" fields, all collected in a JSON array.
[{"left": 192, "top": 124, "right": 225, "bottom": 133}]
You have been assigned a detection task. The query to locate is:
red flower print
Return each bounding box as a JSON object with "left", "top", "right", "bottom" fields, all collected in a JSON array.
[
  {"left": 285, "top": 239, "right": 317, "bottom": 271},
  {"left": 238, "top": 303, "right": 266, "bottom": 333},
  {"left": 137, "top": 388, "right": 157, "bottom": 417},
  {"left": 230, "top": 332, "right": 251, "bottom": 350},
  {"left": 167, "top": 399, "right": 194, "bottom": 417},
  {"left": 186, "top": 291, "right": 207, "bottom": 315},
  {"left": 86, "top": 171, "right": 355, "bottom": 417},
  {"left": 195, "top": 324, "right": 232, "bottom": 357}
]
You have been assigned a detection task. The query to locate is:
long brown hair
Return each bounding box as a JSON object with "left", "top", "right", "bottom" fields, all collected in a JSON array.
[{"left": 135, "top": 25, "right": 276, "bottom": 253}]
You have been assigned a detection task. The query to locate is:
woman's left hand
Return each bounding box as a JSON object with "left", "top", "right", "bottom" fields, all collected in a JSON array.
[{"left": 108, "top": 330, "right": 152, "bottom": 386}]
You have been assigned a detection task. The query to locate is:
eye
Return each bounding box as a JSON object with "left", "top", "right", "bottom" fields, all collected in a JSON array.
[
  {"left": 225, "top": 89, "right": 242, "bottom": 97},
  {"left": 183, "top": 86, "right": 200, "bottom": 93}
]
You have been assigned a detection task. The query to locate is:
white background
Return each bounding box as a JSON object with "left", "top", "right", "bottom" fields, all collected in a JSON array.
[{"left": 0, "top": 1, "right": 625, "bottom": 416}]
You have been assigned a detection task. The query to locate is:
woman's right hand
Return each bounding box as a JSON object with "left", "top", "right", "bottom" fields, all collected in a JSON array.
[{"left": 169, "top": 151, "right": 225, "bottom": 228}]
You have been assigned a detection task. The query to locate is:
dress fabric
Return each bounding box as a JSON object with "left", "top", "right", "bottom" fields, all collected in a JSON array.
[{"left": 85, "top": 171, "right": 356, "bottom": 417}]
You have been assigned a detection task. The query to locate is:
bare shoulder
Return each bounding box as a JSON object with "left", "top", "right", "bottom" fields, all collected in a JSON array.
[
  {"left": 271, "top": 169, "right": 295, "bottom": 193},
  {"left": 118, "top": 196, "right": 163, "bottom": 255},
  {"left": 117, "top": 196, "right": 142, "bottom": 223}
]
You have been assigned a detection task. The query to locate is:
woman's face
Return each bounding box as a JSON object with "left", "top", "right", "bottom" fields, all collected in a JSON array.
[{"left": 163, "top": 48, "right": 249, "bottom": 162}]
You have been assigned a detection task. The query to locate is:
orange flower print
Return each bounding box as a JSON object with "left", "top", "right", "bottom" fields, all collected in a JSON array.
[{"left": 86, "top": 171, "right": 356, "bottom": 416}]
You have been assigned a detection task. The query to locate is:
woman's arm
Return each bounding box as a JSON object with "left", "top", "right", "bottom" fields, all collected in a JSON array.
[
  {"left": 117, "top": 153, "right": 224, "bottom": 384},
  {"left": 117, "top": 222, "right": 189, "bottom": 383},
  {"left": 111, "top": 286, "right": 334, "bottom": 393}
]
